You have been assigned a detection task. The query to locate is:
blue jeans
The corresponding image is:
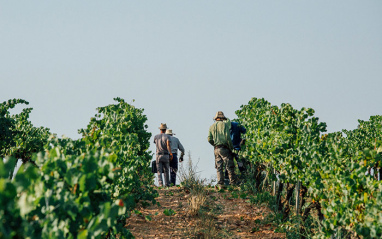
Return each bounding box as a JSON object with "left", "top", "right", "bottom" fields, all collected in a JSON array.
[{"left": 170, "top": 154, "right": 178, "bottom": 186}]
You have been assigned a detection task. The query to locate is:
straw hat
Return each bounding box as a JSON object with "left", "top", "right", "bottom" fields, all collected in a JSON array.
[
  {"left": 159, "top": 123, "right": 167, "bottom": 130},
  {"left": 213, "top": 111, "right": 226, "bottom": 120},
  {"left": 165, "top": 129, "right": 175, "bottom": 135}
]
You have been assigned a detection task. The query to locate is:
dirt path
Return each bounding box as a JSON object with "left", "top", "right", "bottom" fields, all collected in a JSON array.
[{"left": 126, "top": 187, "right": 286, "bottom": 238}]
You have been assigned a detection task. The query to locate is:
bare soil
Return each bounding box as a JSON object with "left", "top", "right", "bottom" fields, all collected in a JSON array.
[{"left": 125, "top": 187, "right": 286, "bottom": 239}]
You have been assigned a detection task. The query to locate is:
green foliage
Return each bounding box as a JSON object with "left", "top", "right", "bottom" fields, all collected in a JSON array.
[
  {"left": 0, "top": 140, "right": 133, "bottom": 239},
  {"left": 249, "top": 191, "right": 275, "bottom": 206},
  {"left": 314, "top": 119, "right": 382, "bottom": 238},
  {"left": 79, "top": 97, "right": 156, "bottom": 208},
  {"left": 236, "top": 97, "right": 382, "bottom": 238},
  {"left": 0, "top": 99, "right": 50, "bottom": 167},
  {"left": 235, "top": 98, "right": 326, "bottom": 185},
  {"left": 23, "top": 142, "right": 132, "bottom": 238},
  {"left": 343, "top": 115, "right": 382, "bottom": 155},
  {"left": 0, "top": 97, "right": 156, "bottom": 238},
  {"left": 163, "top": 208, "right": 176, "bottom": 216},
  {"left": 0, "top": 157, "right": 39, "bottom": 238}
]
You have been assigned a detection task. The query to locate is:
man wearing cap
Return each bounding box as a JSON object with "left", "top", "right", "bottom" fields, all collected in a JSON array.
[
  {"left": 154, "top": 123, "right": 173, "bottom": 187},
  {"left": 165, "top": 129, "right": 185, "bottom": 186},
  {"left": 207, "top": 111, "right": 238, "bottom": 187}
]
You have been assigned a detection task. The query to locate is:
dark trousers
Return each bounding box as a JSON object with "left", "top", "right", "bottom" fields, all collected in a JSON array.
[{"left": 170, "top": 153, "right": 178, "bottom": 186}]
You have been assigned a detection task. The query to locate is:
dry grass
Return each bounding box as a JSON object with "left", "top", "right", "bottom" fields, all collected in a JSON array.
[
  {"left": 178, "top": 152, "right": 209, "bottom": 193},
  {"left": 178, "top": 152, "right": 220, "bottom": 238},
  {"left": 187, "top": 193, "right": 207, "bottom": 216},
  {"left": 179, "top": 152, "right": 209, "bottom": 217}
]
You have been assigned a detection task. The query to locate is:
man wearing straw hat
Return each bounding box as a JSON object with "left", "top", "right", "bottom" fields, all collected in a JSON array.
[
  {"left": 154, "top": 123, "right": 173, "bottom": 187},
  {"left": 165, "top": 129, "right": 185, "bottom": 186},
  {"left": 207, "top": 111, "right": 237, "bottom": 187}
]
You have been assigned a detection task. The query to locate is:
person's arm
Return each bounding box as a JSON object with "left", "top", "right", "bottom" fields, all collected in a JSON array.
[
  {"left": 178, "top": 139, "right": 185, "bottom": 157},
  {"left": 226, "top": 124, "right": 234, "bottom": 151},
  {"left": 167, "top": 139, "right": 173, "bottom": 160},
  {"left": 177, "top": 139, "right": 185, "bottom": 162},
  {"left": 207, "top": 126, "right": 214, "bottom": 146}
]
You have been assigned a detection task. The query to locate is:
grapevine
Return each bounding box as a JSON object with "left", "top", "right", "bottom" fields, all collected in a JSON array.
[
  {"left": 236, "top": 97, "right": 382, "bottom": 238},
  {"left": 0, "top": 98, "right": 156, "bottom": 238}
]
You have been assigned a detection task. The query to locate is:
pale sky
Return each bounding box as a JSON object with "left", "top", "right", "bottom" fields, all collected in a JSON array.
[{"left": 1, "top": 1, "right": 381, "bottom": 180}]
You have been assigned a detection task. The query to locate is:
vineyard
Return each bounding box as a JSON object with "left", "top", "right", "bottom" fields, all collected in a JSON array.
[
  {"left": 1, "top": 97, "right": 382, "bottom": 238},
  {"left": 235, "top": 98, "right": 382, "bottom": 238},
  {"left": 0, "top": 98, "right": 156, "bottom": 238}
]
